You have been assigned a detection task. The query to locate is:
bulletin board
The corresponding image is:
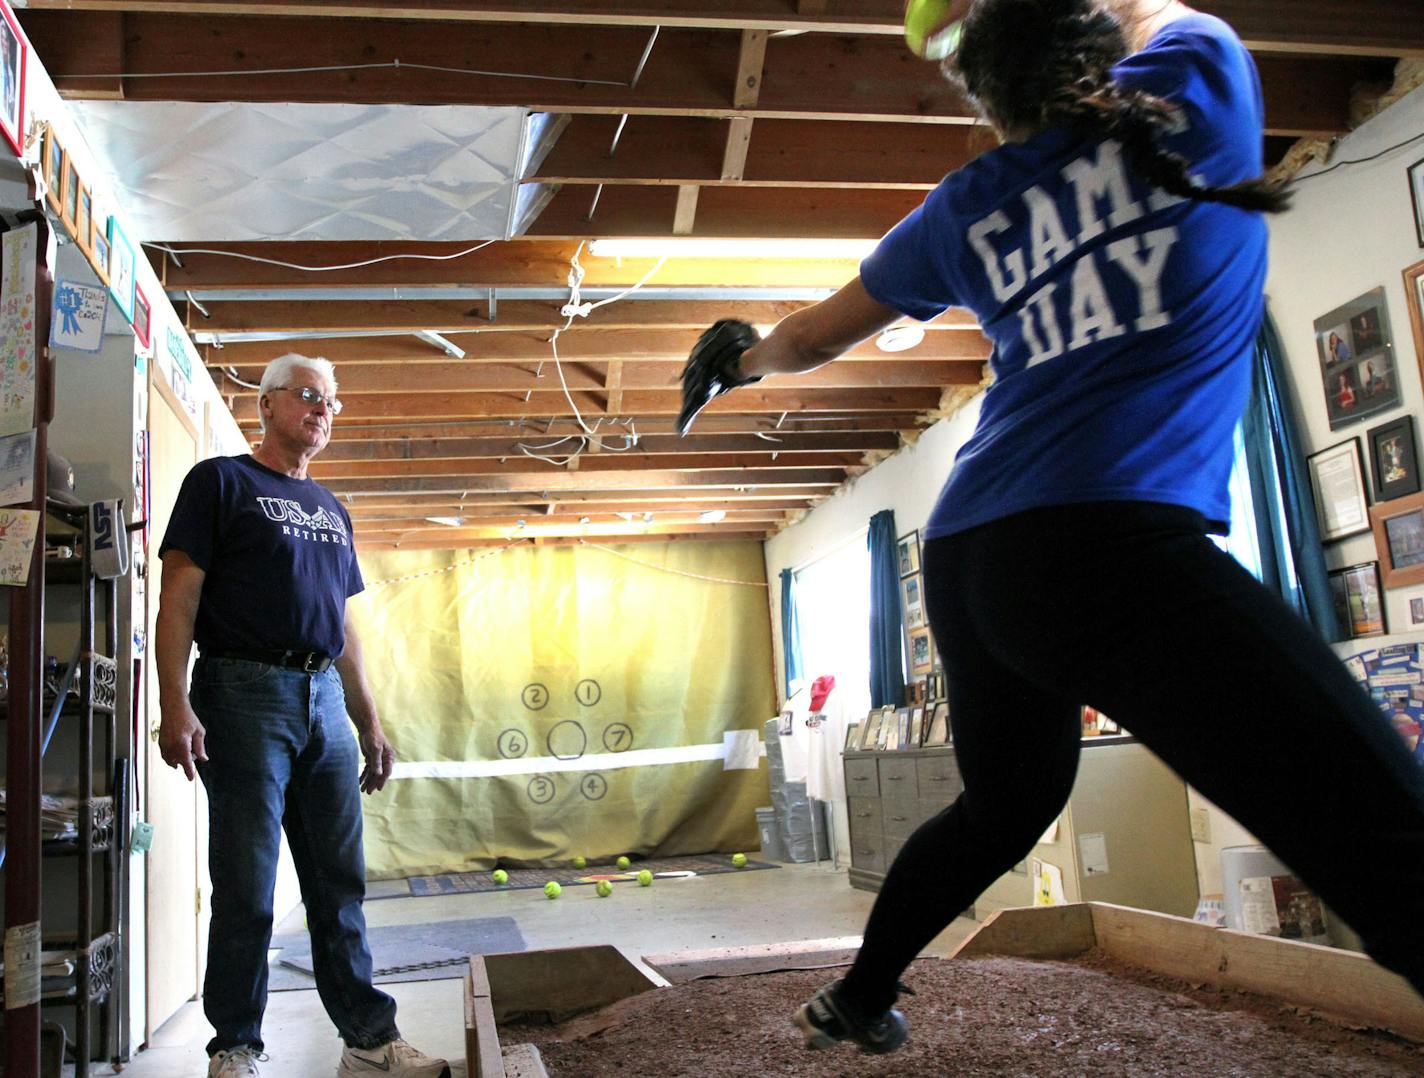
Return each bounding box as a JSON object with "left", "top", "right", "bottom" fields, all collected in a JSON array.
[{"left": 1342, "top": 642, "right": 1424, "bottom": 767}]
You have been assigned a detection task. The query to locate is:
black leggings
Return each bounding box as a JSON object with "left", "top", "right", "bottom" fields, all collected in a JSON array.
[{"left": 841, "top": 502, "right": 1424, "bottom": 1012}]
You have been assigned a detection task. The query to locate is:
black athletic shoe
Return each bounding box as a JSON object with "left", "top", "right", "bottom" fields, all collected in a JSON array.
[{"left": 792, "top": 979, "right": 910, "bottom": 1054}]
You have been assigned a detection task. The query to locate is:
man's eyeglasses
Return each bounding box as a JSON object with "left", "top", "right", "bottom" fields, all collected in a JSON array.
[{"left": 274, "top": 385, "right": 343, "bottom": 415}]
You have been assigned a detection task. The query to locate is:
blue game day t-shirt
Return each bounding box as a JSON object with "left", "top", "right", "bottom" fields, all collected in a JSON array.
[
  {"left": 860, "top": 13, "right": 1268, "bottom": 539},
  {"left": 158, "top": 454, "right": 363, "bottom": 657}
]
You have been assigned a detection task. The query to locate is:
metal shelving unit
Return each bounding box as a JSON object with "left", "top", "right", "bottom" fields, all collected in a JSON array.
[{"left": 2, "top": 500, "right": 124, "bottom": 1076}]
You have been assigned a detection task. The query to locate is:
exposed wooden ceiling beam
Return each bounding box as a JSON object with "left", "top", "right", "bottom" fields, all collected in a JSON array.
[
  {"left": 319, "top": 466, "right": 849, "bottom": 495},
  {"left": 283, "top": 430, "right": 902, "bottom": 462},
  {"left": 337, "top": 486, "right": 832, "bottom": 508},
  {"left": 306, "top": 416, "right": 927, "bottom": 445},
  {"left": 159, "top": 240, "right": 864, "bottom": 292},
  {"left": 16, "top": 3, "right": 1422, "bottom": 58},
  {"left": 313, "top": 451, "right": 864, "bottom": 479},
  {"left": 206, "top": 328, "right": 990, "bottom": 368},
  {"left": 20, "top": 11, "right": 1388, "bottom": 130},
  {"left": 347, "top": 498, "right": 813, "bottom": 518},
  {"left": 220, "top": 359, "right": 976, "bottom": 397},
  {"left": 535, "top": 116, "right": 969, "bottom": 188},
  {"left": 229, "top": 384, "right": 950, "bottom": 423}
]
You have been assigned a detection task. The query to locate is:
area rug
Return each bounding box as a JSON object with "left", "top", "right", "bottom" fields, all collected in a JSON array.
[
  {"left": 269, "top": 915, "right": 525, "bottom": 989},
  {"left": 395, "top": 853, "right": 777, "bottom": 898}
]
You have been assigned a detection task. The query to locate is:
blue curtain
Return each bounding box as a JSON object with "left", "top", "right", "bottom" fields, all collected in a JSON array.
[
  {"left": 867, "top": 509, "right": 907, "bottom": 708},
  {"left": 1241, "top": 311, "right": 1342, "bottom": 641},
  {"left": 779, "top": 567, "right": 803, "bottom": 699}
]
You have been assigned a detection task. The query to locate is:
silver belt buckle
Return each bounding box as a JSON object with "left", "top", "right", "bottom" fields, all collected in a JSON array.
[{"left": 302, "top": 653, "right": 323, "bottom": 672}]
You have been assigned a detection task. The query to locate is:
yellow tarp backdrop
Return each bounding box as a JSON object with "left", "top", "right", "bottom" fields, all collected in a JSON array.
[{"left": 351, "top": 540, "right": 776, "bottom": 879}]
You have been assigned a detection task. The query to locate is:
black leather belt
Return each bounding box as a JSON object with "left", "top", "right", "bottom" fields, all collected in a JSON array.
[{"left": 203, "top": 649, "right": 334, "bottom": 673}]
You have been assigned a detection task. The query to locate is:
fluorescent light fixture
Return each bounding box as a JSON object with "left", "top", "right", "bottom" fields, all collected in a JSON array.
[
  {"left": 425, "top": 516, "right": 464, "bottom": 527},
  {"left": 587, "top": 238, "right": 878, "bottom": 260},
  {"left": 415, "top": 330, "right": 466, "bottom": 359},
  {"left": 698, "top": 509, "right": 728, "bottom": 524},
  {"left": 876, "top": 325, "right": 926, "bottom": 352}
]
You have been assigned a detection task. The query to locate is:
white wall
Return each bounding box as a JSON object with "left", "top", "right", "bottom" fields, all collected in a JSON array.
[{"left": 762, "top": 399, "right": 983, "bottom": 709}]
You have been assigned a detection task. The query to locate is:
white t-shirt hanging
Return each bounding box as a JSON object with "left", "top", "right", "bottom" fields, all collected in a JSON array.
[{"left": 806, "top": 685, "right": 864, "bottom": 802}]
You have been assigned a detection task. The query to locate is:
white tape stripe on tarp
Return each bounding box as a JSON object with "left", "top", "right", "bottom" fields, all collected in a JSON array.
[{"left": 388, "top": 730, "right": 766, "bottom": 780}]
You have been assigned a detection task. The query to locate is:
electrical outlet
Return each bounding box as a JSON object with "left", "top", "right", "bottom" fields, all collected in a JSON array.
[{"left": 1189, "top": 807, "right": 1211, "bottom": 844}]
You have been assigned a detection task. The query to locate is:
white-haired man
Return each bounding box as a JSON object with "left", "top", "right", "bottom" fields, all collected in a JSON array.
[{"left": 156, "top": 354, "right": 448, "bottom": 1077}]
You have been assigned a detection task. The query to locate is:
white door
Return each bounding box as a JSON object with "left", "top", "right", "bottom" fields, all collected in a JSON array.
[{"left": 143, "top": 374, "right": 201, "bottom": 1036}]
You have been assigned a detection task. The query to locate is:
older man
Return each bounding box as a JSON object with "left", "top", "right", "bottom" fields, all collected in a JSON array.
[{"left": 156, "top": 354, "right": 448, "bottom": 1078}]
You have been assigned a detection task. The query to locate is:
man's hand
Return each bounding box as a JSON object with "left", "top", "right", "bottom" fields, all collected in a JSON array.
[
  {"left": 358, "top": 723, "right": 397, "bottom": 794},
  {"left": 158, "top": 702, "right": 208, "bottom": 781}
]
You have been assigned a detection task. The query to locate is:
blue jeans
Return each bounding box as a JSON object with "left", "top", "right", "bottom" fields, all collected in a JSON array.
[{"left": 192, "top": 657, "right": 399, "bottom": 1055}]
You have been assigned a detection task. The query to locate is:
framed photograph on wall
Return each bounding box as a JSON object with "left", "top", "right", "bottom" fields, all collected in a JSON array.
[
  {"left": 908, "top": 626, "right": 934, "bottom": 676},
  {"left": 1307, "top": 438, "right": 1370, "bottom": 541},
  {"left": 90, "top": 219, "right": 109, "bottom": 287},
  {"left": 107, "top": 216, "right": 136, "bottom": 322},
  {"left": 1314, "top": 287, "right": 1400, "bottom": 429},
  {"left": 1410, "top": 158, "right": 1424, "bottom": 248},
  {"left": 1370, "top": 490, "right": 1424, "bottom": 588},
  {"left": 59, "top": 154, "right": 78, "bottom": 238},
  {"left": 896, "top": 530, "right": 920, "bottom": 577},
  {"left": 1367, "top": 416, "right": 1421, "bottom": 502},
  {"left": 74, "top": 185, "right": 92, "bottom": 260},
  {"left": 924, "top": 700, "right": 950, "bottom": 746},
  {"left": 133, "top": 284, "right": 152, "bottom": 350},
  {"left": 1328, "top": 561, "right": 1386, "bottom": 639},
  {"left": 901, "top": 572, "right": 924, "bottom": 628},
  {"left": 41, "top": 124, "right": 62, "bottom": 213},
  {"left": 0, "top": 2, "right": 28, "bottom": 159}
]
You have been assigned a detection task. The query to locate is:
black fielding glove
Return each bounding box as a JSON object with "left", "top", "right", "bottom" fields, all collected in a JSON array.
[{"left": 677, "top": 319, "right": 763, "bottom": 435}]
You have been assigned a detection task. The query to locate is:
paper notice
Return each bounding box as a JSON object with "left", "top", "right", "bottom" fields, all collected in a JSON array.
[
  {"left": 0, "top": 429, "right": 35, "bottom": 506},
  {"left": 1037, "top": 817, "right": 1060, "bottom": 845},
  {"left": 0, "top": 508, "right": 40, "bottom": 585},
  {"left": 3, "top": 921, "right": 40, "bottom": 1009},
  {"left": 1032, "top": 858, "right": 1066, "bottom": 906},
  {"left": 0, "top": 224, "right": 38, "bottom": 437},
  {"left": 1078, "top": 831, "right": 1110, "bottom": 876},
  {"left": 1239, "top": 876, "right": 1281, "bottom": 936}
]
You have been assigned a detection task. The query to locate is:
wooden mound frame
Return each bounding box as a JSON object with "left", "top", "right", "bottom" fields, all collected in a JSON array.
[{"left": 464, "top": 903, "right": 1424, "bottom": 1076}]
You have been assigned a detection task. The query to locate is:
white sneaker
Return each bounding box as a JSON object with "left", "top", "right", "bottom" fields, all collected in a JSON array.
[
  {"left": 208, "top": 1046, "right": 266, "bottom": 1077},
  {"left": 338, "top": 1038, "right": 450, "bottom": 1077}
]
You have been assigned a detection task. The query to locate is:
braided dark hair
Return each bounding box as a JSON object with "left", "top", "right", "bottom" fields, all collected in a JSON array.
[{"left": 946, "top": 0, "right": 1290, "bottom": 213}]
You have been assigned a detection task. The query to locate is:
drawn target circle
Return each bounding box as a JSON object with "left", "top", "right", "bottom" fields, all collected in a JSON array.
[
  {"left": 527, "top": 774, "right": 557, "bottom": 805},
  {"left": 602, "top": 723, "right": 634, "bottom": 753},
  {"left": 521, "top": 683, "right": 550, "bottom": 711},
  {"left": 580, "top": 773, "right": 608, "bottom": 801},
  {"left": 574, "top": 678, "right": 602, "bottom": 707},
  {"left": 547, "top": 719, "right": 588, "bottom": 761},
  {"left": 496, "top": 728, "right": 529, "bottom": 759}
]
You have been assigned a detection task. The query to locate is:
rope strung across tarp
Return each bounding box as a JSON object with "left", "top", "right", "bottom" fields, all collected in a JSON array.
[
  {"left": 362, "top": 540, "right": 528, "bottom": 588},
  {"left": 579, "top": 541, "right": 768, "bottom": 588}
]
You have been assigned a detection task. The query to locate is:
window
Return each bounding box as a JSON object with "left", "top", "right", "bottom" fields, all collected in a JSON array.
[
  {"left": 1214, "top": 421, "right": 1302, "bottom": 602},
  {"left": 793, "top": 532, "right": 872, "bottom": 711}
]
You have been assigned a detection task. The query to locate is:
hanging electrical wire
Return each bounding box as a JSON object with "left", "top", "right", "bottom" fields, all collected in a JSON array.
[{"left": 145, "top": 239, "right": 499, "bottom": 273}]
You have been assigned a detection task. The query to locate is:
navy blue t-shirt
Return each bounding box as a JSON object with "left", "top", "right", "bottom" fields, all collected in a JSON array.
[
  {"left": 158, "top": 454, "right": 363, "bottom": 657},
  {"left": 860, "top": 13, "right": 1267, "bottom": 539}
]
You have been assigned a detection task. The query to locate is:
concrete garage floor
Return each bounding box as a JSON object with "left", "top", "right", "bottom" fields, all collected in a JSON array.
[{"left": 77, "top": 862, "right": 979, "bottom": 1077}]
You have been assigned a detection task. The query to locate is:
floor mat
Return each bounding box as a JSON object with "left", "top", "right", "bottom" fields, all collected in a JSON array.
[
  {"left": 393, "top": 853, "right": 778, "bottom": 898},
  {"left": 268, "top": 916, "right": 525, "bottom": 989}
]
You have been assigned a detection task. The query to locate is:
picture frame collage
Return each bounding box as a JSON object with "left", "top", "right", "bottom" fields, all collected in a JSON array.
[
  {"left": 845, "top": 695, "right": 951, "bottom": 755},
  {"left": 897, "top": 529, "right": 935, "bottom": 677},
  {"left": 1305, "top": 250, "right": 1424, "bottom": 639}
]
